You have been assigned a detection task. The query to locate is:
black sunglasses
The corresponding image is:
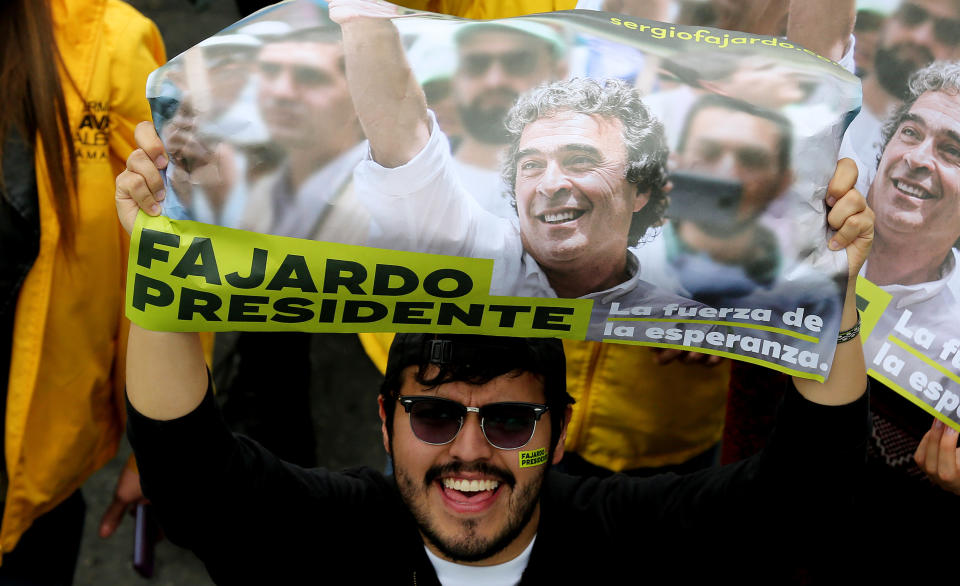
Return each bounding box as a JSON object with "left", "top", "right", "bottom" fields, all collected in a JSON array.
[
  {"left": 398, "top": 396, "right": 548, "bottom": 450},
  {"left": 896, "top": 3, "right": 960, "bottom": 46},
  {"left": 460, "top": 50, "right": 540, "bottom": 78}
]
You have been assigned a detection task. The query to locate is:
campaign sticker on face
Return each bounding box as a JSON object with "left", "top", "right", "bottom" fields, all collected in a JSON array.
[{"left": 519, "top": 447, "right": 548, "bottom": 468}]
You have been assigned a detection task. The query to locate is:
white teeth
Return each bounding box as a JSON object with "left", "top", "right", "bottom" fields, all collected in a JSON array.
[
  {"left": 543, "top": 210, "right": 579, "bottom": 224},
  {"left": 895, "top": 180, "right": 932, "bottom": 199},
  {"left": 442, "top": 478, "right": 500, "bottom": 492}
]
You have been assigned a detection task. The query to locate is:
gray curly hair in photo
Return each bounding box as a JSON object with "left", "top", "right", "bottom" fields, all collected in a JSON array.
[
  {"left": 501, "top": 77, "right": 669, "bottom": 246},
  {"left": 877, "top": 60, "right": 960, "bottom": 249},
  {"left": 880, "top": 60, "right": 960, "bottom": 158}
]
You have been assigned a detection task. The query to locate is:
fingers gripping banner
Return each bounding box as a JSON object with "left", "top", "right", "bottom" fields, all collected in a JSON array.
[{"left": 131, "top": 0, "right": 863, "bottom": 382}]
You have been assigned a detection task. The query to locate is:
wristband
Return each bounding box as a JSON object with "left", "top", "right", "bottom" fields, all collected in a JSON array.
[{"left": 837, "top": 310, "right": 861, "bottom": 344}]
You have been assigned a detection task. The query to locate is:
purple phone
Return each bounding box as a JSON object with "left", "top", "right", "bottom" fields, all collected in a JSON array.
[{"left": 133, "top": 503, "right": 158, "bottom": 578}]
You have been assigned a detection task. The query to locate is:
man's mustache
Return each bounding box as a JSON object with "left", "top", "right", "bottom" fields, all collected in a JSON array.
[
  {"left": 424, "top": 461, "right": 516, "bottom": 489},
  {"left": 882, "top": 41, "right": 935, "bottom": 68},
  {"left": 469, "top": 87, "right": 519, "bottom": 110}
]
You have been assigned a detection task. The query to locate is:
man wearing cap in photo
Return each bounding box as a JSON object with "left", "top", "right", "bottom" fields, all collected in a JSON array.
[
  {"left": 445, "top": 21, "right": 566, "bottom": 218},
  {"left": 199, "top": 33, "right": 269, "bottom": 145}
]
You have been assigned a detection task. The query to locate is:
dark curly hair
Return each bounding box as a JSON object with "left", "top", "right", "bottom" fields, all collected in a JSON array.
[{"left": 501, "top": 77, "right": 670, "bottom": 246}]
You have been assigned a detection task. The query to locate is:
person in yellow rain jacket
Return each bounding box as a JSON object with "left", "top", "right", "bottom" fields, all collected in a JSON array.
[{"left": 0, "top": 0, "right": 164, "bottom": 581}]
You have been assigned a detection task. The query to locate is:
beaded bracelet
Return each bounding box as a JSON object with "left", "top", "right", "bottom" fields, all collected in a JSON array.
[{"left": 837, "top": 310, "right": 861, "bottom": 344}]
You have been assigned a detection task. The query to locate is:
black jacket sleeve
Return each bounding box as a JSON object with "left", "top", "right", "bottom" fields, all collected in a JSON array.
[
  {"left": 126, "top": 380, "right": 401, "bottom": 583},
  {"left": 532, "top": 379, "right": 869, "bottom": 582}
]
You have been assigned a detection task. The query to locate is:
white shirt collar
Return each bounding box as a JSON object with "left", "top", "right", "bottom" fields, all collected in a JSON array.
[
  {"left": 424, "top": 535, "right": 536, "bottom": 586},
  {"left": 864, "top": 248, "right": 960, "bottom": 309},
  {"left": 518, "top": 245, "right": 643, "bottom": 302}
]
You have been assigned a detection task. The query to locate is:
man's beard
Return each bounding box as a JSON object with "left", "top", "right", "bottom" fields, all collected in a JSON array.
[
  {"left": 873, "top": 42, "right": 935, "bottom": 101},
  {"left": 458, "top": 89, "right": 518, "bottom": 145},
  {"left": 394, "top": 459, "right": 544, "bottom": 563}
]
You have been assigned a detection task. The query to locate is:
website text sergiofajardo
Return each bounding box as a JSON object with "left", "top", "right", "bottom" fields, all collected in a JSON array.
[{"left": 608, "top": 17, "right": 836, "bottom": 63}]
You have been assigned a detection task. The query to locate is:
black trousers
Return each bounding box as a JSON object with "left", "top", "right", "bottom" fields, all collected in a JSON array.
[
  {"left": 216, "top": 332, "right": 317, "bottom": 467},
  {"left": 0, "top": 490, "right": 84, "bottom": 586}
]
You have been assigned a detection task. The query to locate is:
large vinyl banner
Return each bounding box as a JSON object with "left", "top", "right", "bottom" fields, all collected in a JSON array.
[{"left": 131, "top": 0, "right": 861, "bottom": 381}]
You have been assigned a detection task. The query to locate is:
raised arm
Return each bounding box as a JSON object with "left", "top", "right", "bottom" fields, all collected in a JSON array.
[
  {"left": 116, "top": 121, "right": 208, "bottom": 420},
  {"left": 787, "top": 0, "right": 855, "bottom": 62},
  {"left": 329, "top": 0, "right": 431, "bottom": 168},
  {"left": 792, "top": 158, "right": 873, "bottom": 406}
]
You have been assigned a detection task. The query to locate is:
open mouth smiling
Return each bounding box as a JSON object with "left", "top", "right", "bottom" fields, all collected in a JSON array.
[
  {"left": 893, "top": 178, "right": 936, "bottom": 200},
  {"left": 442, "top": 478, "right": 500, "bottom": 493},
  {"left": 538, "top": 209, "right": 586, "bottom": 224},
  {"left": 436, "top": 477, "right": 504, "bottom": 511},
  {"left": 426, "top": 462, "right": 514, "bottom": 511}
]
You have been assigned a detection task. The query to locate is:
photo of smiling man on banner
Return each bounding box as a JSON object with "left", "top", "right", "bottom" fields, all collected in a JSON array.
[
  {"left": 857, "top": 61, "right": 960, "bottom": 428},
  {"left": 340, "top": 5, "right": 710, "bottom": 343}
]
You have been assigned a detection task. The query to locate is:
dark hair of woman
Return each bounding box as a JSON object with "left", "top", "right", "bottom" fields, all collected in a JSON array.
[{"left": 0, "top": 0, "right": 78, "bottom": 249}]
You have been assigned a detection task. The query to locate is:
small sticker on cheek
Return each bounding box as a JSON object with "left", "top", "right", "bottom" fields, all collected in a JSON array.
[{"left": 519, "top": 447, "right": 548, "bottom": 468}]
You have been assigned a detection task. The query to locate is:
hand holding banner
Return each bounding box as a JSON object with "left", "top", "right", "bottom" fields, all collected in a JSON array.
[{"left": 123, "top": 0, "right": 866, "bottom": 381}]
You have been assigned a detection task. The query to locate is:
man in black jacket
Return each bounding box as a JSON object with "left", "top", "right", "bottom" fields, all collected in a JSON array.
[
  {"left": 120, "top": 317, "right": 870, "bottom": 584},
  {"left": 115, "top": 165, "right": 872, "bottom": 583},
  {"left": 115, "top": 6, "right": 875, "bottom": 580}
]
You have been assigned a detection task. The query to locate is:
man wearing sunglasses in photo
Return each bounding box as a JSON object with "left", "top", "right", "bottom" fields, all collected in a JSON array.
[
  {"left": 843, "top": 0, "right": 960, "bottom": 176},
  {"left": 447, "top": 22, "right": 567, "bottom": 219}
]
